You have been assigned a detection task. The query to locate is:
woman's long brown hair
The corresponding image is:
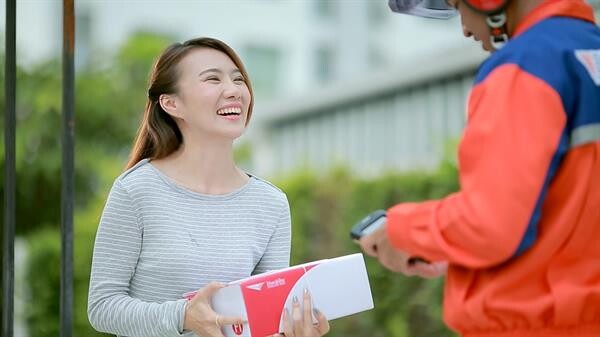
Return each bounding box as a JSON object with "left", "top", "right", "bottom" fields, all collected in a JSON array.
[{"left": 125, "top": 37, "right": 254, "bottom": 170}]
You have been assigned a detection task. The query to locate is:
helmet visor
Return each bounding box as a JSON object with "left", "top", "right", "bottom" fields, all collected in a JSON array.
[{"left": 388, "top": 0, "right": 458, "bottom": 19}]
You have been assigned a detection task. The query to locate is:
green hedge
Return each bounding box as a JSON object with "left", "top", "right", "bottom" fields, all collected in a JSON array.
[
  {"left": 25, "top": 197, "right": 111, "bottom": 337},
  {"left": 278, "top": 161, "right": 458, "bottom": 337},
  {"left": 25, "top": 161, "right": 458, "bottom": 337}
]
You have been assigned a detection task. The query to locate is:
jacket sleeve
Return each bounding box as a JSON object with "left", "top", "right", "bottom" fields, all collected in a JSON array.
[
  {"left": 87, "top": 180, "right": 188, "bottom": 337},
  {"left": 387, "top": 64, "right": 567, "bottom": 268}
]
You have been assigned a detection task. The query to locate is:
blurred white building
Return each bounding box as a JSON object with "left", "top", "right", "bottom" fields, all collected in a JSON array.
[
  {"left": 2, "top": 0, "right": 600, "bottom": 177},
  {"left": 248, "top": 0, "right": 600, "bottom": 177},
  {"left": 3, "top": 0, "right": 467, "bottom": 96}
]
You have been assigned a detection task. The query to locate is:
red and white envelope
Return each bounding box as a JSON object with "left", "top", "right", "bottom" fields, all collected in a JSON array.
[{"left": 184, "top": 253, "right": 374, "bottom": 337}]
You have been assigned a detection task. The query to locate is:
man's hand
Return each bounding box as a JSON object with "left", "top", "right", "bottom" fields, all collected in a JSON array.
[{"left": 358, "top": 221, "right": 447, "bottom": 278}]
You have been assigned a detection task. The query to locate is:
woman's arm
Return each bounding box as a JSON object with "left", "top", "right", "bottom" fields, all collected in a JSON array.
[
  {"left": 253, "top": 194, "right": 292, "bottom": 274},
  {"left": 87, "top": 180, "right": 187, "bottom": 337}
]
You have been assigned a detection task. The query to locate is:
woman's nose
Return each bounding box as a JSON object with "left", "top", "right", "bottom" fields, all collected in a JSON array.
[{"left": 223, "top": 79, "right": 241, "bottom": 99}]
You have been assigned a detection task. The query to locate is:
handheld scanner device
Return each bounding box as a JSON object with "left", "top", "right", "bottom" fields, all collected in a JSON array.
[
  {"left": 350, "top": 210, "right": 387, "bottom": 241},
  {"left": 350, "top": 209, "right": 429, "bottom": 264}
]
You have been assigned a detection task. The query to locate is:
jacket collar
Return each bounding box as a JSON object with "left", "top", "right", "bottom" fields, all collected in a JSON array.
[{"left": 514, "top": 0, "right": 596, "bottom": 36}]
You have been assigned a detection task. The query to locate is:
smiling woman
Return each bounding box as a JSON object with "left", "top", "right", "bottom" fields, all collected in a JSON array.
[{"left": 87, "top": 37, "right": 330, "bottom": 337}]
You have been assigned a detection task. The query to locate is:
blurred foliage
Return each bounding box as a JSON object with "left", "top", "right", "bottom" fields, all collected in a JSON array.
[
  {"left": 26, "top": 193, "right": 115, "bottom": 337},
  {"left": 277, "top": 162, "right": 459, "bottom": 337},
  {"left": 2, "top": 31, "right": 457, "bottom": 336},
  {"left": 0, "top": 31, "right": 173, "bottom": 237},
  {"left": 1, "top": 31, "right": 172, "bottom": 336}
]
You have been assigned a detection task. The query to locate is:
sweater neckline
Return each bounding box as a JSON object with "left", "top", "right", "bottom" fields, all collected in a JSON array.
[{"left": 142, "top": 159, "right": 255, "bottom": 200}]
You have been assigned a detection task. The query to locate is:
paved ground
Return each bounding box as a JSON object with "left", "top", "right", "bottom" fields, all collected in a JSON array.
[{"left": 14, "top": 238, "right": 28, "bottom": 337}]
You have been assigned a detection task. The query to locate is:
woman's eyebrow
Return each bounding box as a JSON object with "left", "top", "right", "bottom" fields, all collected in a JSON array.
[
  {"left": 199, "top": 68, "right": 242, "bottom": 76},
  {"left": 198, "top": 68, "right": 222, "bottom": 76}
]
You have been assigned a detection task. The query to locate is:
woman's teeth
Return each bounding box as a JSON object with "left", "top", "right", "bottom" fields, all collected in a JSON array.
[{"left": 217, "top": 107, "right": 241, "bottom": 116}]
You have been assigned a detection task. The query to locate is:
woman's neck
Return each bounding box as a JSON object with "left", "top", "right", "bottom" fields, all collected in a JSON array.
[{"left": 152, "top": 139, "right": 249, "bottom": 195}]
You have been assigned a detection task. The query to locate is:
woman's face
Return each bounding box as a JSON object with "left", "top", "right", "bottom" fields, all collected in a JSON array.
[
  {"left": 170, "top": 47, "right": 251, "bottom": 142},
  {"left": 448, "top": 0, "right": 495, "bottom": 52}
]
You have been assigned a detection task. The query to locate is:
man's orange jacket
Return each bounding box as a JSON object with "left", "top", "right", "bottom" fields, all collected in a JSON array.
[{"left": 387, "top": 1, "right": 600, "bottom": 336}]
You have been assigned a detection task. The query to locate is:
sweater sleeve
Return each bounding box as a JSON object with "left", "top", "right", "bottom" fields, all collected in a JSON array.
[
  {"left": 386, "top": 64, "right": 567, "bottom": 268},
  {"left": 87, "top": 180, "right": 188, "bottom": 337},
  {"left": 252, "top": 194, "right": 292, "bottom": 274}
]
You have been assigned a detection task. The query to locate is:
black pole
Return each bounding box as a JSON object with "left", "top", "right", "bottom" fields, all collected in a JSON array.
[
  {"left": 3, "top": 0, "right": 17, "bottom": 336},
  {"left": 61, "top": 0, "right": 75, "bottom": 336}
]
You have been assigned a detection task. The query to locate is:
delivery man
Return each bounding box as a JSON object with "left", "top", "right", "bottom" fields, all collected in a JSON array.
[{"left": 359, "top": 0, "right": 600, "bottom": 336}]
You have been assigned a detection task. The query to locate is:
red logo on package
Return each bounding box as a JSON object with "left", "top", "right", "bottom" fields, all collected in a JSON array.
[
  {"left": 240, "top": 263, "right": 320, "bottom": 337},
  {"left": 232, "top": 323, "right": 243, "bottom": 335}
]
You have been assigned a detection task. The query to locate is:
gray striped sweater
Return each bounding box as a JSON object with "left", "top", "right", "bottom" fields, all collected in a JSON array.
[{"left": 88, "top": 159, "right": 291, "bottom": 337}]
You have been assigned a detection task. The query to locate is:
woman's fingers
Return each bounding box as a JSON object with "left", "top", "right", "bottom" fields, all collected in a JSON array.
[
  {"left": 216, "top": 314, "right": 246, "bottom": 327},
  {"left": 282, "top": 308, "right": 293, "bottom": 337},
  {"left": 302, "top": 289, "right": 313, "bottom": 330},
  {"left": 198, "top": 281, "right": 225, "bottom": 299},
  {"left": 313, "top": 308, "right": 330, "bottom": 335},
  {"left": 279, "top": 293, "right": 329, "bottom": 337},
  {"left": 292, "top": 296, "right": 303, "bottom": 336}
]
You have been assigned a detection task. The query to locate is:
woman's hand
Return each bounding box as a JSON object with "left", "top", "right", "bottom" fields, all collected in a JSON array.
[
  {"left": 269, "top": 289, "right": 330, "bottom": 337},
  {"left": 183, "top": 281, "right": 245, "bottom": 337}
]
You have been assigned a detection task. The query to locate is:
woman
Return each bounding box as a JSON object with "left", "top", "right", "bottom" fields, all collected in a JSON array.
[{"left": 88, "top": 37, "right": 329, "bottom": 337}]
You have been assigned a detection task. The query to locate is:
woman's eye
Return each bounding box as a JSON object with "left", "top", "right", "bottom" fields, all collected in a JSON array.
[
  {"left": 234, "top": 77, "right": 245, "bottom": 83},
  {"left": 206, "top": 76, "right": 219, "bottom": 81}
]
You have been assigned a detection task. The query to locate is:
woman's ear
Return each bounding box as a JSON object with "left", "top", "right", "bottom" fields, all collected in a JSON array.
[{"left": 159, "top": 94, "right": 183, "bottom": 119}]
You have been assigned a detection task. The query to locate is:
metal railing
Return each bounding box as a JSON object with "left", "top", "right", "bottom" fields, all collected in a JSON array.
[
  {"left": 2, "top": 1, "right": 75, "bottom": 336},
  {"left": 3, "top": 0, "right": 17, "bottom": 335},
  {"left": 61, "top": 1, "right": 75, "bottom": 336}
]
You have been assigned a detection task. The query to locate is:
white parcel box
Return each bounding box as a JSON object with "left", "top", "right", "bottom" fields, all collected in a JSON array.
[{"left": 185, "top": 253, "right": 374, "bottom": 337}]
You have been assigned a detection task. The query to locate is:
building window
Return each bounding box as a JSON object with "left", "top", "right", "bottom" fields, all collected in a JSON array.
[
  {"left": 367, "top": 0, "right": 387, "bottom": 26},
  {"left": 368, "top": 45, "right": 384, "bottom": 70},
  {"left": 315, "top": 46, "right": 334, "bottom": 83},
  {"left": 243, "top": 46, "right": 281, "bottom": 98},
  {"left": 314, "top": 0, "right": 337, "bottom": 19},
  {"left": 75, "top": 9, "right": 92, "bottom": 68}
]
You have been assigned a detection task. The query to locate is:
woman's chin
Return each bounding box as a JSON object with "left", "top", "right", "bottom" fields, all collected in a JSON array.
[{"left": 218, "top": 127, "right": 246, "bottom": 141}]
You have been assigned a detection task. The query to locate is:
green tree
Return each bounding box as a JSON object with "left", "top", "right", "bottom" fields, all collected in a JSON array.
[{"left": 0, "top": 31, "right": 172, "bottom": 335}]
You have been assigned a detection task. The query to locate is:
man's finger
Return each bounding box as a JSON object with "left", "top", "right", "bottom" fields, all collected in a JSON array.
[
  {"left": 379, "top": 251, "right": 406, "bottom": 273},
  {"left": 408, "top": 261, "right": 448, "bottom": 279},
  {"left": 359, "top": 237, "right": 378, "bottom": 257}
]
